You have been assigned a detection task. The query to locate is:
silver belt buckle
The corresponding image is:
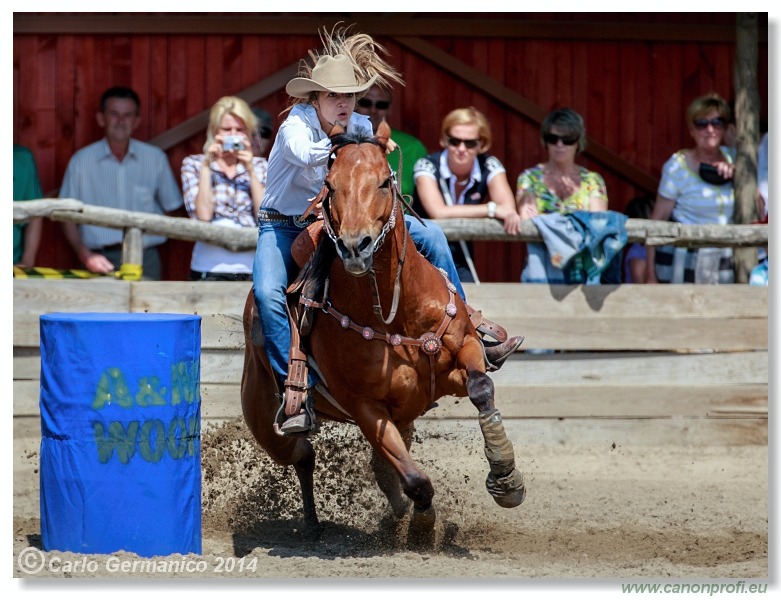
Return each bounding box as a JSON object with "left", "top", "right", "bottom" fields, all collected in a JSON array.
[{"left": 293, "top": 215, "right": 310, "bottom": 228}]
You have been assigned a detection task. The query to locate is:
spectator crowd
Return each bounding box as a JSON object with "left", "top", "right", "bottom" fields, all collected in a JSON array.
[{"left": 13, "top": 74, "right": 767, "bottom": 287}]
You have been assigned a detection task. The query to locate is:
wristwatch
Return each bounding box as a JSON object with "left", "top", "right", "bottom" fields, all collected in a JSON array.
[{"left": 486, "top": 201, "right": 497, "bottom": 219}]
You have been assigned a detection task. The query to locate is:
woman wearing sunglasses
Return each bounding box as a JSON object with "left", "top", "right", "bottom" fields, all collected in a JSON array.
[
  {"left": 516, "top": 107, "right": 607, "bottom": 221},
  {"left": 412, "top": 106, "right": 521, "bottom": 283},
  {"left": 516, "top": 108, "right": 608, "bottom": 284},
  {"left": 645, "top": 92, "right": 735, "bottom": 284}
]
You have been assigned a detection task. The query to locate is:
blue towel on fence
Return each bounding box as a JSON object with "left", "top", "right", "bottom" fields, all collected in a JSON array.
[{"left": 523, "top": 211, "right": 627, "bottom": 284}]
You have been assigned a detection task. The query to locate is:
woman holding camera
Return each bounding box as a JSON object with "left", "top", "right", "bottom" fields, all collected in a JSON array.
[
  {"left": 645, "top": 92, "right": 735, "bottom": 284},
  {"left": 182, "top": 96, "right": 267, "bottom": 281}
]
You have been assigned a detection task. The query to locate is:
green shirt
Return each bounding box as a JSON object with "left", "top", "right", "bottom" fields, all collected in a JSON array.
[
  {"left": 387, "top": 128, "right": 428, "bottom": 198},
  {"left": 13, "top": 145, "right": 43, "bottom": 263}
]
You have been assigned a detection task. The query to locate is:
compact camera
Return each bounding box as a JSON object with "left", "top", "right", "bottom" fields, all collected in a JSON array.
[
  {"left": 698, "top": 163, "right": 731, "bottom": 186},
  {"left": 222, "top": 135, "right": 245, "bottom": 152}
]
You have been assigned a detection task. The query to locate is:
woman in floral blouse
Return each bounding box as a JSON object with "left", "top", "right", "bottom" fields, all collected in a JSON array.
[
  {"left": 516, "top": 107, "right": 607, "bottom": 218},
  {"left": 515, "top": 108, "right": 608, "bottom": 283}
]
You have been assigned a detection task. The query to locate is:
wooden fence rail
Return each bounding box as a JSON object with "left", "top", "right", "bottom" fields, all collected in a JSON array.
[
  {"left": 15, "top": 199, "right": 770, "bottom": 259},
  {"left": 13, "top": 280, "right": 768, "bottom": 446}
]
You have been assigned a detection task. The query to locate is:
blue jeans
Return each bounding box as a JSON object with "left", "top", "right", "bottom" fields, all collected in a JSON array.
[
  {"left": 252, "top": 212, "right": 465, "bottom": 380},
  {"left": 405, "top": 216, "right": 466, "bottom": 300}
]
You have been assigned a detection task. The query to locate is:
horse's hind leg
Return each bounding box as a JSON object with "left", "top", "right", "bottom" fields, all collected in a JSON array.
[
  {"left": 242, "top": 290, "right": 321, "bottom": 536},
  {"left": 466, "top": 370, "right": 526, "bottom": 508}
]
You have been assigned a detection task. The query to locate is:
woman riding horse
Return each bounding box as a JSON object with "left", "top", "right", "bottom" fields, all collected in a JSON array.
[
  {"left": 242, "top": 120, "right": 526, "bottom": 540},
  {"left": 251, "top": 26, "right": 523, "bottom": 434}
]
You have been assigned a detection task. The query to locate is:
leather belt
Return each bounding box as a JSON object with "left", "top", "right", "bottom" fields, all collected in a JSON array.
[{"left": 258, "top": 210, "right": 317, "bottom": 229}]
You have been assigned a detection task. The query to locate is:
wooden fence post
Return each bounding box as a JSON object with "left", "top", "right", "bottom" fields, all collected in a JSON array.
[{"left": 733, "top": 12, "right": 760, "bottom": 283}]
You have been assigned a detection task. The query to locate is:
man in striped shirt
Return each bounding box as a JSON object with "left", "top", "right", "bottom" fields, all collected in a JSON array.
[{"left": 59, "top": 86, "right": 183, "bottom": 280}]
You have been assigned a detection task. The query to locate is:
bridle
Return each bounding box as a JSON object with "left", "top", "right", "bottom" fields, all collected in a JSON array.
[{"left": 319, "top": 138, "right": 407, "bottom": 325}]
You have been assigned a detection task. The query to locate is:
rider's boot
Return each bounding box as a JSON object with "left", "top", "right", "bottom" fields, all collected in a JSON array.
[
  {"left": 465, "top": 303, "right": 524, "bottom": 371},
  {"left": 483, "top": 336, "right": 525, "bottom": 371}
]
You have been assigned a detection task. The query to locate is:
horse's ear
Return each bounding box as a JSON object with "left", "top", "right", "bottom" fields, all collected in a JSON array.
[
  {"left": 329, "top": 123, "right": 345, "bottom": 138},
  {"left": 375, "top": 120, "right": 392, "bottom": 144}
]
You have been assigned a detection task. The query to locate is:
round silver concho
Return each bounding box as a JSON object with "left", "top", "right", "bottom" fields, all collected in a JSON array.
[
  {"left": 362, "top": 327, "right": 375, "bottom": 340},
  {"left": 340, "top": 316, "right": 351, "bottom": 329},
  {"left": 390, "top": 334, "right": 402, "bottom": 346},
  {"left": 420, "top": 332, "right": 442, "bottom": 355},
  {"left": 446, "top": 303, "right": 457, "bottom": 317}
]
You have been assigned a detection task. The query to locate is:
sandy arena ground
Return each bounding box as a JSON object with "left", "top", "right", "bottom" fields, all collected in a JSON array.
[{"left": 12, "top": 415, "right": 769, "bottom": 587}]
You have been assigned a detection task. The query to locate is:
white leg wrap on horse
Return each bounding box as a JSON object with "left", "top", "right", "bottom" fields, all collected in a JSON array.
[
  {"left": 478, "top": 409, "right": 526, "bottom": 508},
  {"left": 478, "top": 409, "right": 516, "bottom": 474}
]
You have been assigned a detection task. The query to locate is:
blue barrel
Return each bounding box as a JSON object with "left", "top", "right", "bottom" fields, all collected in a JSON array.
[{"left": 39, "top": 313, "right": 202, "bottom": 557}]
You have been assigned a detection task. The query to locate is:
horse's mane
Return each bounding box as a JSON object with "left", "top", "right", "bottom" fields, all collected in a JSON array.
[
  {"left": 329, "top": 130, "right": 386, "bottom": 163},
  {"left": 300, "top": 231, "right": 336, "bottom": 302}
]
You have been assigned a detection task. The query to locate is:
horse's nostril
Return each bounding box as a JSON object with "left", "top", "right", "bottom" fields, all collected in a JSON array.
[
  {"left": 357, "top": 236, "right": 373, "bottom": 254},
  {"left": 337, "top": 235, "right": 373, "bottom": 258}
]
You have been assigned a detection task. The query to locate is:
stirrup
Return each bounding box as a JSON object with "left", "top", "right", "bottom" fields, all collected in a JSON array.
[{"left": 273, "top": 389, "right": 318, "bottom": 437}]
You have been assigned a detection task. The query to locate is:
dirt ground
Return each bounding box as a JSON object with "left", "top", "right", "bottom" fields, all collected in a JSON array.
[{"left": 12, "top": 415, "right": 769, "bottom": 586}]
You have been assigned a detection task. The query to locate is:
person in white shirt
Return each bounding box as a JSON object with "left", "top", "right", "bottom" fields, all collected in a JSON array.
[{"left": 59, "top": 86, "right": 182, "bottom": 280}]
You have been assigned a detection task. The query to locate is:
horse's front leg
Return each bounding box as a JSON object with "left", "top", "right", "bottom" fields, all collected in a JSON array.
[
  {"left": 370, "top": 425, "right": 412, "bottom": 519},
  {"left": 354, "top": 408, "right": 436, "bottom": 538},
  {"left": 466, "top": 369, "right": 527, "bottom": 509}
]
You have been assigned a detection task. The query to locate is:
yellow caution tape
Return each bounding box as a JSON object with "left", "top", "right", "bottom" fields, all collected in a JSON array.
[
  {"left": 13, "top": 266, "right": 105, "bottom": 279},
  {"left": 114, "top": 263, "right": 143, "bottom": 281}
]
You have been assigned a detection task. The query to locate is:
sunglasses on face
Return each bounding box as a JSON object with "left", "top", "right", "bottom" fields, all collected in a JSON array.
[
  {"left": 543, "top": 133, "right": 578, "bottom": 146},
  {"left": 356, "top": 98, "right": 390, "bottom": 110},
  {"left": 693, "top": 117, "right": 726, "bottom": 130},
  {"left": 447, "top": 136, "right": 480, "bottom": 149}
]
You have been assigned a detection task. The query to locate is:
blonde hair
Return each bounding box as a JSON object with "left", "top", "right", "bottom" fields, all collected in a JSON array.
[
  {"left": 204, "top": 96, "right": 258, "bottom": 153},
  {"left": 291, "top": 24, "right": 404, "bottom": 108},
  {"left": 440, "top": 106, "right": 492, "bottom": 153},
  {"left": 686, "top": 92, "right": 731, "bottom": 126}
]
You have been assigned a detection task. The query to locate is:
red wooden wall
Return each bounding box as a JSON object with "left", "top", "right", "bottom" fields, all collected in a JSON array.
[{"left": 13, "top": 13, "right": 769, "bottom": 281}]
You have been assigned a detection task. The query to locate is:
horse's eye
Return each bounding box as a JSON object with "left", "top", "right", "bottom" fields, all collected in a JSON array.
[{"left": 380, "top": 177, "right": 393, "bottom": 190}]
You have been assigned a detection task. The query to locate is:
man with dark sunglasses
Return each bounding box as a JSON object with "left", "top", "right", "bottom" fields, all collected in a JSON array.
[{"left": 354, "top": 84, "right": 428, "bottom": 197}]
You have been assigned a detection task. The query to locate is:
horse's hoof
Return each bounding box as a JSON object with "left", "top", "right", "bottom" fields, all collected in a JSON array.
[
  {"left": 486, "top": 469, "right": 526, "bottom": 508},
  {"left": 407, "top": 505, "right": 437, "bottom": 550},
  {"left": 410, "top": 504, "right": 436, "bottom": 532}
]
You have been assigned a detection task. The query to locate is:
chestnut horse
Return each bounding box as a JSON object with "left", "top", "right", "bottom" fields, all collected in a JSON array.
[{"left": 241, "top": 121, "right": 525, "bottom": 540}]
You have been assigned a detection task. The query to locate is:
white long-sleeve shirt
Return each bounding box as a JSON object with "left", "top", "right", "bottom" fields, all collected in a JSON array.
[{"left": 260, "top": 103, "right": 372, "bottom": 215}]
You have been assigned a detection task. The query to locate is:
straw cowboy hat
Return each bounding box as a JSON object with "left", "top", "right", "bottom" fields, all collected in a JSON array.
[{"left": 286, "top": 54, "right": 377, "bottom": 98}]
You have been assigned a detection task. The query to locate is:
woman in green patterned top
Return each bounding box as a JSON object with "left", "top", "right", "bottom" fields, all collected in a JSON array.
[{"left": 515, "top": 108, "right": 607, "bottom": 219}]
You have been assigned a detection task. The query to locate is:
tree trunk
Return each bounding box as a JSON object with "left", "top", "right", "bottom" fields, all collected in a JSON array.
[{"left": 733, "top": 12, "right": 760, "bottom": 282}]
